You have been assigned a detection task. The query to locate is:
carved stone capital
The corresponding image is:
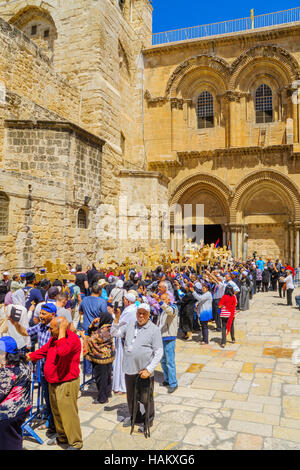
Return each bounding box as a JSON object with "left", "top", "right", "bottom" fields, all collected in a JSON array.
[
  {"left": 218, "top": 90, "right": 250, "bottom": 103},
  {"left": 170, "top": 98, "right": 184, "bottom": 109}
]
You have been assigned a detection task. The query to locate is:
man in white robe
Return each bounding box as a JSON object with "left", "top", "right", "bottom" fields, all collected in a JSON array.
[{"left": 112, "top": 292, "right": 137, "bottom": 394}]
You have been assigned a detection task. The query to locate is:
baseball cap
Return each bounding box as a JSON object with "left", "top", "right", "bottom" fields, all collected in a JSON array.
[{"left": 0, "top": 336, "right": 18, "bottom": 354}]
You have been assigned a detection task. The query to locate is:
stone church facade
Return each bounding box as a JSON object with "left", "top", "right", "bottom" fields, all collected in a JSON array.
[
  {"left": 0, "top": 0, "right": 300, "bottom": 269},
  {"left": 144, "top": 21, "right": 300, "bottom": 266}
]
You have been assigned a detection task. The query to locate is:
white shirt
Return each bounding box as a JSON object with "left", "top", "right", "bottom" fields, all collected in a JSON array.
[{"left": 285, "top": 275, "right": 295, "bottom": 290}]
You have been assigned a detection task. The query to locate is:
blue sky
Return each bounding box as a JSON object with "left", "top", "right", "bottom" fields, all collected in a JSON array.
[{"left": 151, "top": 0, "right": 300, "bottom": 32}]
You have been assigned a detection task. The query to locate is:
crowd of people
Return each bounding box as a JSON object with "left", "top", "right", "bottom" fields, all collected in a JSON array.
[{"left": 0, "top": 255, "right": 297, "bottom": 450}]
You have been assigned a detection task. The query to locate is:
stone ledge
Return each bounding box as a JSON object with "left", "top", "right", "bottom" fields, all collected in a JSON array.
[
  {"left": 4, "top": 120, "right": 105, "bottom": 149},
  {"left": 119, "top": 169, "right": 169, "bottom": 185}
]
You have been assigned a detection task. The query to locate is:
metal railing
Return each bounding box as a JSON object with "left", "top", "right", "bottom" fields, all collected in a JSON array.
[{"left": 152, "top": 7, "right": 300, "bottom": 45}]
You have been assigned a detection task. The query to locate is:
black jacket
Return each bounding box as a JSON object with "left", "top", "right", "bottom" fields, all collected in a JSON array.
[
  {"left": 262, "top": 269, "right": 271, "bottom": 283},
  {"left": 180, "top": 291, "right": 195, "bottom": 316}
]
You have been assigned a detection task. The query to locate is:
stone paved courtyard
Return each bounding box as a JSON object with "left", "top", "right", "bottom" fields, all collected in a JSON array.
[{"left": 24, "top": 289, "right": 300, "bottom": 450}]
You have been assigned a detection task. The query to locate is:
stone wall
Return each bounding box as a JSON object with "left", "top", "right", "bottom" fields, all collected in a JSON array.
[
  {"left": 0, "top": 0, "right": 165, "bottom": 270},
  {"left": 0, "top": 121, "right": 104, "bottom": 270},
  {"left": 0, "top": 17, "right": 80, "bottom": 125}
]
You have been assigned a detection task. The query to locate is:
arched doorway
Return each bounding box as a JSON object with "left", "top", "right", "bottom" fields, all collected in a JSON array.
[
  {"left": 171, "top": 182, "right": 229, "bottom": 253},
  {"left": 237, "top": 183, "right": 293, "bottom": 262}
]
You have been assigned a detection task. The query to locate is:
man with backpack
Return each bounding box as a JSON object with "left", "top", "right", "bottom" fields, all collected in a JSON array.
[
  {"left": 23, "top": 273, "right": 43, "bottom": 323},
  {"left": 68, "top": 275, "right": 82, "bottom": 330}
]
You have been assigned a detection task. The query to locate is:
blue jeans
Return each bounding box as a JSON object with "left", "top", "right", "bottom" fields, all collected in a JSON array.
[
  {"left": 41, "top": 374, "right": 55, "bottom": 431},
  {"left": 161, "top": 339, "right": 178, "bottom": 388}
]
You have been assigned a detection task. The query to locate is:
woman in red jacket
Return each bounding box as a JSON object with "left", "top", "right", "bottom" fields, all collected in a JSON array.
[{"left": 218, "top": 286, "right": 237, "bottom": 348}]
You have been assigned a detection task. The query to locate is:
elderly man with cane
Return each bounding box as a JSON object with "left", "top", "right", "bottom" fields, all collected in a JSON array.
[
  {"left": 26, "top": 316, "right": 83, "bottom": 450},
  {"left": 110, "top": 303, "right": 163, "bottom": 437}
]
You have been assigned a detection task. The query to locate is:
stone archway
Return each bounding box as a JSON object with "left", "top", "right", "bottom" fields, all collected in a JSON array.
[
  {"left": 232, "top": 170, "right": 300, "bottom": 264},
  {"left": 170, "top": 175, "right": 230, "bottom": 253},
  {"left": 242, "top": 186, "right": 291, "bottom": 261}
]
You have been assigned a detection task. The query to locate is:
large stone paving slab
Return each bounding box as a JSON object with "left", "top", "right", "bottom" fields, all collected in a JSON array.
[{"left": 23, "top": 289, "right": 300, "bottom": 450}]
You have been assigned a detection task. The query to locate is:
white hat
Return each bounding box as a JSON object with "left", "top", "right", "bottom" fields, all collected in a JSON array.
[
  {"left": 116, "top": 280, "right": 124, "bottom": 289},
  {"left": 98, "top": 279, "right": 108, "bottom": 287},
  {"left": 124, "top": 292, "right": 136, "bottom": 303},
  {"left": 3, "top": 272, "right": 10, "bottom": 276},
  {"left": 138, "top": 303, "right": 150, "bottom": 312},
  {"left": 70, "top": 269, "right": 76, "bottom": 273}
]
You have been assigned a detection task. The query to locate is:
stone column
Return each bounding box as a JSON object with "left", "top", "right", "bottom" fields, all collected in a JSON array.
[
  {"left": 284, "top": 223, "right": 289, "bottom": 265},
  {"left": 229, "top": 99, "right": 235, "bottom": 148},
  {"left": 289, "top": 223, "right": 295, "bottom": 266},
  {"left": 229, "top": 224, "right": 238, "bottom": 258},
  {"left": 222, "top": 228, "right": 227, "bottom": 247},
  {"left": 236, "top": 225, "right": 243, "bottom": 260},
  {"left": 293, "top": 100, "right": 299, "bottom": 144},
  {"left": 170, "top": 227, "right": 174, "bottom": 253},
  {"left": 295, "top": 224, "right": 300, "bottom": 268},
  {"left": 289, "top": 82, "right": 300, "bottom": 144},
  {"left": 243, "top": 225, "right": 248, "bottom": 261}
]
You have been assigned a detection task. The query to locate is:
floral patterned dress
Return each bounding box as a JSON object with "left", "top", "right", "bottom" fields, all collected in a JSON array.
[{"left": 0, "top": 362, "right": 31, "bottom": 421}]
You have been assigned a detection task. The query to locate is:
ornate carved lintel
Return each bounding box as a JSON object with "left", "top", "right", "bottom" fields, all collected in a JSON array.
[{"left": 218, "top": 90, "right": 251, "bottom": 102}]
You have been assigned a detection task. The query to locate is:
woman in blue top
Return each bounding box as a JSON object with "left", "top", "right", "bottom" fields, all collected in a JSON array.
[{"left": 190, "top": 283, "right": 213, "bottom": 345}]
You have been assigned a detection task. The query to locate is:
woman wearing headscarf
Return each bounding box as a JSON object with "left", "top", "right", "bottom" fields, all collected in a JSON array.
[
  {"left": 0, "top": 336, "right": 31, "bottom": 450},
  {"left": 178, "top": 283, "right": 195, "bottom": 341},
  {"left": 110, "top": 280, "right": 126, "bottom": 309},
  {"left": 239, "top": 271, "right": 250, "bottom": 311},
  {"left": 82, "top": 312, "right": 115, "bottom": 404}
]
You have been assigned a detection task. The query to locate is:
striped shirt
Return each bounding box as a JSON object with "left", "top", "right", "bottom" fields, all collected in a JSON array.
[
  {"left": 27, "top": 323, "right": 51, "bottom": 348},
  {"left": 220, "top": 305, "right": 231, "bottom": 318}
]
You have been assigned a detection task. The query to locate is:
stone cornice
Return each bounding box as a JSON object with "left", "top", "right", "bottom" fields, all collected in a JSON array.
[
  {"left": 144, "top": 23, "right": 300, "bottom": 56},
  {"left": 4, "top": 120, "right": 105, "bottom": 148},
  {"left": 148, "top": 145, "right": 293, "bottom": 170},
  {"left": 144, "top": 90, "right": 167, "bottom": 105},
  {"left": 148, "top": 159, "right": 183, "bottom": 170},
  {"left": 144, "top": 90, "right": 192, "bottom": 108},
  {"left": 177, "top": 144, "right": 293, "bottom": 159},
  {"left": 119, "top": 169, "right": 170, "bottom": 186}
]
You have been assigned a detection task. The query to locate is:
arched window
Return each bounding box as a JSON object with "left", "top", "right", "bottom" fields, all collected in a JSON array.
[
  {"left": 255, "top": 84, "right": 273, "bottom": 123},
  {"left": 78, "top": 208, "right": 87, "bottom": 229},
  {"left": 9, "top": 6, "right": 57, "bottom": 61},
  {"left": 197, "top": 91, "right": 214, "bottom": 129},
  {"left": 0, "top": 192, "right": 8, "bottom": 235}
]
